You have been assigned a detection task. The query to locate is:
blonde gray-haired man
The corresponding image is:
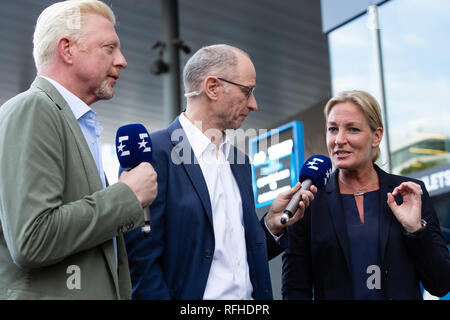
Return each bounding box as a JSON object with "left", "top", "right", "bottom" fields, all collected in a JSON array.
[{"left": 0, "top": 0, "right": 157, "bottom": 299}]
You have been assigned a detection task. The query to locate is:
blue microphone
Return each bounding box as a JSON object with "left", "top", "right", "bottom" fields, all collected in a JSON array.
[
  {"left": 280, "top": 155, "right": 332, "bottom": 224},
  {"left": 116, "top": 123, "right": 153, "bottom": 236}
]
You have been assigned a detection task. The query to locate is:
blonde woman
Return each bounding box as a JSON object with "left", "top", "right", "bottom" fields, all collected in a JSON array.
[{"left": 282, "top": 90, "right": 450, "bottom": 300}]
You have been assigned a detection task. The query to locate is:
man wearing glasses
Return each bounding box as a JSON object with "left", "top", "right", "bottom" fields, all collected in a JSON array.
[{"left": 124, "top": 44, "right": 315, "bottom": 300}]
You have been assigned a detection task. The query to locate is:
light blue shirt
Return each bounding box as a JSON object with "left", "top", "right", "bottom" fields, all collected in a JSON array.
[
  {"left": 40, "top": 76, "right": 117, "bottom": 266},
  {"left": 41, "top": 76, "right": 106, "bottom": 189}
]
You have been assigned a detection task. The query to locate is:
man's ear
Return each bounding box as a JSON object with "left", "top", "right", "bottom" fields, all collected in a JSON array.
[
  {"left": 56, "top": 37, "right": 74, "bottom": 65},
  {"left": 204, "top": 76, "right": 220, "bottom": 101}
]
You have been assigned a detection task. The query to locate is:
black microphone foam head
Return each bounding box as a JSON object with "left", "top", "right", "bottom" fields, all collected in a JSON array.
[
  {"left": 299, "top": 154, "right": 332, "bottom": 190},
  {"left": 115, "top": 123, "right": 152, "bottom": 168}
]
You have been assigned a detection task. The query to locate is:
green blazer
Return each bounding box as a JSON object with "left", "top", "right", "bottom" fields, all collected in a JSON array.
[{"left": 0, "top": 77, "right": 144, "bottom": 299}]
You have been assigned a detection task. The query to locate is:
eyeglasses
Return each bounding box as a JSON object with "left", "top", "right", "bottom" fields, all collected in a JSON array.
[{"left": 217, "top": 77, "right": 255, "bottom": 99}]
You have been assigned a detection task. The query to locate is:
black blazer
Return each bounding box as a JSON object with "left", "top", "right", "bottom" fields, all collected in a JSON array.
[{"left": 282, "top": 165, "right": 450, "bottom": 300}]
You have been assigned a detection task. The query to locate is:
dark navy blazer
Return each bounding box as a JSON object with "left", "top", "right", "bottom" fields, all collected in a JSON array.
[
  {"left": 282, "top": 165, "right": 450, "bottom": 300},
  {"left": 124, "top": 118, "right": 284, "bottom": 299}
]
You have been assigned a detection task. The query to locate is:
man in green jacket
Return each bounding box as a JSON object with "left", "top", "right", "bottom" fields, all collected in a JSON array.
[{"left": 0, "top": 0, "right": 157, "bottom": 299}]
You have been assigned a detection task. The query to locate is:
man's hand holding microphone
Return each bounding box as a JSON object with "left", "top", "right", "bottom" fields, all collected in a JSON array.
[
  {"left": 265, "top": 182, "right": 317, "bottom": 236},
  {"left": 119, "top": 162, "right": 157, "bottom": 208},
  {"left": 116, "top": 124, "right": 158, "bottom": 235},
  {"left": 265, "top": 155, "right": 332, "bottom": 236}
]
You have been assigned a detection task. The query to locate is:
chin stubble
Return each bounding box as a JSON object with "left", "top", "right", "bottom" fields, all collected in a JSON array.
[{"left": 94, "top": 79, "right": 114, "bottom": 100}]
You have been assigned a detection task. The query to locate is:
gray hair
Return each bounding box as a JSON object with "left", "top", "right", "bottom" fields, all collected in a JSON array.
[
  {"left": 33, "top": 0, "right": 116, "bottom": 71},
  {"left": 182, "top": 44, "right": 248, "bottom": 94}
]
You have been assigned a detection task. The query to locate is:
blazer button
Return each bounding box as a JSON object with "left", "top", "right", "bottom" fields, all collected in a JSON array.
[{"left": 204, "top": 250, "right": 212, "bottom": 259}]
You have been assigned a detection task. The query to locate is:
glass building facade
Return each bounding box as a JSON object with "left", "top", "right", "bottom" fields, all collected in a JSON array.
[{"left": 328, "top": 0, "right": 450, "bottom": 173}]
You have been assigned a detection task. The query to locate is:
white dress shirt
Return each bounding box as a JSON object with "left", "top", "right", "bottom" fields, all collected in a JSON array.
[{"left": 179, "top": 113, "right": 253, "bottom": 300}]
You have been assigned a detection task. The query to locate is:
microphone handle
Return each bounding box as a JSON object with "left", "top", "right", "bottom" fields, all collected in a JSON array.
[
  {"left": 280, "top": 179, "right": 313, "bottom": 224},
  {"left": 141, "top": 206, "right": 151, "bottom": 237}
]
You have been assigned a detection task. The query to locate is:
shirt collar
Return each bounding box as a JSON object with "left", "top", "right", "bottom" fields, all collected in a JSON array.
[
  {"left": 179, "top": 112, "right": 232, "bottom": 160},
  {"left": 40, "top": 76, "right": 92, "bottom": 120}
]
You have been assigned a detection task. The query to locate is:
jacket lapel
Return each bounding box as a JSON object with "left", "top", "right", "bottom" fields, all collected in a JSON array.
[
  {"left": 32, "top": 77, "right": 102, "bottom": 192},
  {"left": 229, "top": 151, "right": 253, "bottom": 228},
  {"left": 325, "top": 170, "right": 351, "bottom": 270},
  {"left": 167, "top": 118, "right": 214, "bottom": 227},
  {"left": 326, "top": 166, "right": 396, "bottom": 272},
  {"left": 375, "top": 165, "right": 396, "bottom": 266}
]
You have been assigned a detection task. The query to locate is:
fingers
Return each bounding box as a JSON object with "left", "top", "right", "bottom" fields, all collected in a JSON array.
[
  {"left": 298, "top": 184, "right": 316, "bottom": 208},
  {"left": 269, "top": 182, "right": 318, "bottom": 229},
  {"left": 288, "top": 188, "right": 316, "bottom": 224},
  {"left": 388, "top": 182, "right": 423, "bottom": 233},
  {"left": 292, "top": 181, "right": 302, "bottom": 193},
  {"left": 388, "top": 181, "right": 422, "bottom": 209},
  {"left": 386, "top": 192, "right": 397, "bottom": 211},
  {"left": 290, "top": 201, "right": 306, "bottom": 223},
  {"left": 279, "top": 182, "right": 317, "bottom": 201},
  {"left": 300, "top": 190, "right": 313, "bottom": 208},
  {"left": 391, "top": 181, "right": 422, "bottom": 197},
  {"left": 278, "top": 182, "right": 301, "bottom": 200},
  {"left": 119, "top": 162, "right": 158, "bottom": 207}
]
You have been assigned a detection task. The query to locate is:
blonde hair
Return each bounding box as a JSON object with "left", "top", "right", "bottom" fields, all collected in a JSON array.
[
  {"left": 33, "top": 0, "right": 116, "bottom": 71},
  {"left": 324, "top": 90, "right": 383, "bottom": 162}
]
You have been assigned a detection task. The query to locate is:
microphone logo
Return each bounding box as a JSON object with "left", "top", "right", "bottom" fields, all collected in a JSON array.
[
  {"left": 306, "top": 157, "right": 324, "bottom": 171},
  {"left": 302, "top": 155, "right": 332, "bottom": 189},
  {"left": 138, "top": 133, "right": 151, "bottom": 153},
  {"left": 117, "top": 133, "right": 151, "bottom": 158},
  {"left": 117, "top": 135, "right": 130, "bottom": 157},
  {"left": 324, "top": 167, "right": 332, "bottom": 186}
]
